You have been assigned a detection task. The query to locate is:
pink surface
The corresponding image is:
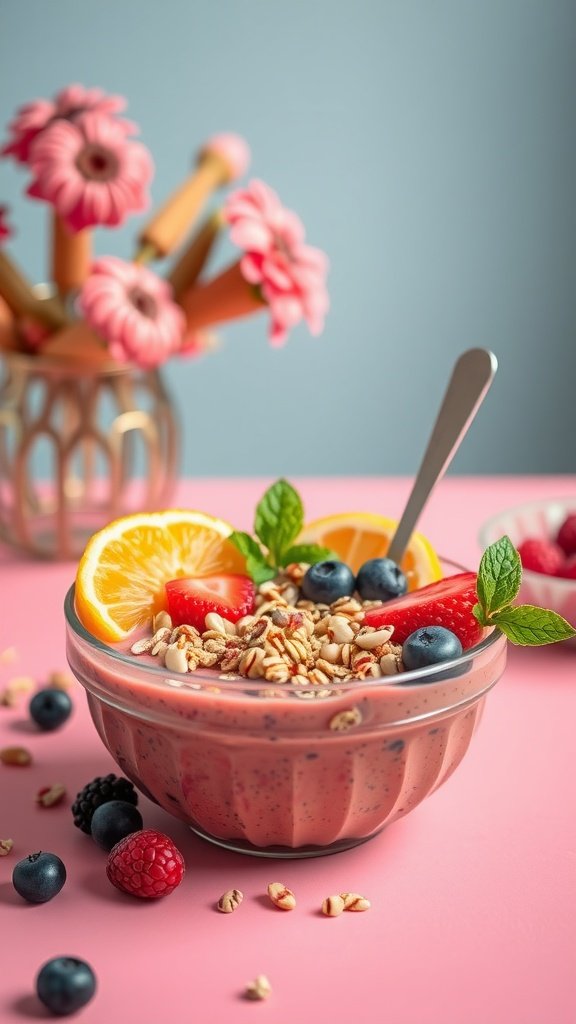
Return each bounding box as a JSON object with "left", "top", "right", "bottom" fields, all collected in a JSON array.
[{"left": 1, "top": 476, "right": 575, "bottom": 1024}]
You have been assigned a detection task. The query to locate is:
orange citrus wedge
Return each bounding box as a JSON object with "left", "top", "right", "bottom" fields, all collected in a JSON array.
[
  {"left": 297, "top": 513, "right": 442, "bottom": 590},
  {"left": 75, "top": 510, "right": 246, "bottom": 642}
]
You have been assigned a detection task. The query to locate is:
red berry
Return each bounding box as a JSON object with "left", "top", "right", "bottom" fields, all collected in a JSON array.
[
  {"left": 364, "top": 571, "right": 482, "bottom": 650},
  {"left": 517, "top": 538, "right": 564, "bottom": 577},
  {"left": 559, "top": 555, "right": 576, "bottom": 580},
  {"left": 106, "top": 829, "right": 184, "bottom": 899},
  {"left": 556, "top": 514, "right": 576, "bottom": 557},
  {"left": 165, "top": 574, "right": 255, "bottom": 631}
]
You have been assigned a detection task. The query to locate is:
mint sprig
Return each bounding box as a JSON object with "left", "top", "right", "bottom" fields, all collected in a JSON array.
[
  {"left": 473, "top": 535, "right": 575, "bottom": 645},
  {"left": 229, "top": 479, "right": 336, "bottom": 583}
]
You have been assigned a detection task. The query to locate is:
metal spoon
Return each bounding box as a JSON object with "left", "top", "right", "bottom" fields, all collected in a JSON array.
[{"left": 386, "top": 348, "right": 498, "bottom": 565}]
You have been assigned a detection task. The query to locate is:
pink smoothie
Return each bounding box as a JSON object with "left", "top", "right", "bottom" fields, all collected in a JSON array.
[{"left": 66, "top": 595, "right": 507, "bottom": 853}]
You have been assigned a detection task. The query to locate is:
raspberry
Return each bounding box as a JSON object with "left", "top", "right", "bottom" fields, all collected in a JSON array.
[
  {"left": 71, "top": 773, "right": 138, "bottom": 834},
  {"left": 106, "top": 829, "right": 184, "bottom": 899},
  {"left": 518, "top": 538, "right": 564, "bottom": 577},
  {"left": 559, "top": 555, "right": 576, "bottom": 580},
  {"left": 556, "top": 514, "right": 576, "bottom": 557}
]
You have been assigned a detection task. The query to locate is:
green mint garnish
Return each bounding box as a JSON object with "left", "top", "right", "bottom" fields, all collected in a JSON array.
[
  {"left": 473, "top": 535, "right": 575, "bottom": 645},
  {"left": 229, "top": 479, "right": 334, "bottom": 584}
]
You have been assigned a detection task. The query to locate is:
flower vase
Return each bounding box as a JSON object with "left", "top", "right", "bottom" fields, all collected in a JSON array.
[{"left": 0, "top": 351, "right": 179, "bottom": 559}]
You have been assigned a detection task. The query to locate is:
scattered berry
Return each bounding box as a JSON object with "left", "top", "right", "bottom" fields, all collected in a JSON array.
[
  {"left": 300, "top": 561, "right": 355, "bottom": 604},
  {"left": 107, "top": 829, "right": 184, "bottom": 898},
  {"left": 29, "top": 688, "right": 72, "bottom": 731},
  {"left": 556, "top": 513, "right": 576, "bottom": 557},
  {"left": 365, "top": 571, "right": 483, "bottom": 649},
  {"left": 402, "top": 625, "right": 463, "bottom": 670},
  {"left": 12, "top": 851, "right": 66, "bottom": 903},
  {"left": 71, "top": 773, "right": 138, "bottom": 834},
  {"left": 36, "top": 957, "right": 96, "bottom": 1016},
  {"left": 517, "top": 538, "right": 564, "bottom": 577},
  {"left": 356, "top": 557, "right": 407, "bottom": 602},
  {"left": 90, "top": 800, "right": 144, "bottom": 852},
  {"left": 559, "top": 555, "right": 576, "bottom": 580},
  {"left": 165, "top": 573, "right": 256, "bottom": 630}
]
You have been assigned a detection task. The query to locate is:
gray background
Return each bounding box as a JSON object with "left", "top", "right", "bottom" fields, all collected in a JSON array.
[{"left": 1, "top": 0, "right": 575, "bottom": 476}]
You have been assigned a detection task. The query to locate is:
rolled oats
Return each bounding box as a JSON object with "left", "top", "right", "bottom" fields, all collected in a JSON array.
[
  {"left": 355, "top": 626, "right": 394, "bottom": 650},
  {"left": 239, "top": 648, "right": 266, "bottom": 679},
  {"left": 327, "top": 616, "right": 355, "bottom": 644},
  {"left": 267, "top": 881, "right": 296, "bottom": 910}
]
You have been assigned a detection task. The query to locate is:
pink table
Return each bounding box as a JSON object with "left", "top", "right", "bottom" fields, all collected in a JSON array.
[{"left": 1, "top": 477, "right": 575, "bottom": 1024}]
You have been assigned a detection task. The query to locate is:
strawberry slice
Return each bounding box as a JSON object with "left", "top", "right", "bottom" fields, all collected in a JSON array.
[
  {"left": 165, "top": 574, "right": 256, "bottom": 630},
  {"left": 364, "top": 571, "right": 482, "bottom": 649}
]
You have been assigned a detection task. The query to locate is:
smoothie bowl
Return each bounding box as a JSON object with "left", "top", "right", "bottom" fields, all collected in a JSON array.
[{"left": 65, "top": 480, "right": 573, "bottom": 857}]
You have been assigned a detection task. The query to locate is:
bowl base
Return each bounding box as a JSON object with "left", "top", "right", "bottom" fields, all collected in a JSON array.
[{"left": 188, "top": 823, "right": 386, "bottom": 859}]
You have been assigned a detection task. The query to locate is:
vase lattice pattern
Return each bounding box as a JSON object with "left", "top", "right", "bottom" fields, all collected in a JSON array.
[{"left": 0, "top": 357, "right": 179, "bottom": 558}]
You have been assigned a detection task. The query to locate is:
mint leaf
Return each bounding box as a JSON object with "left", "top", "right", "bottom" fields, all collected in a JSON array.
[
  {"left": 472, "top": 602, "right": 489, "bottom": 627},
  {"left": 491, "top": 605, "right": 576, "bottom": 645},
  {"left": 280, "top": 543, "right": 336, "bottom": 567},
  {"left": 477, "top": 536, "right": 522, "bottom": 616},
  {"left": 228, "top": 530, "right": 276, "bottom": 585},
  {"left": 254, "top": 479, "right": 303, "bottom": 567}
]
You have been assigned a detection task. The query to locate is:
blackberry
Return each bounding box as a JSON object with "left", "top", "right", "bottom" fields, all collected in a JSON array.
[{"left": 71, "top": 773, "right": 138, "bottom": 834}]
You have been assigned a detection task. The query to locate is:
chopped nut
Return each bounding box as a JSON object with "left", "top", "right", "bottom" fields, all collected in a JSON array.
[
  {"left": 164, "top": 643, "right": 189, "bottom": 674},
  {"left": 322, "top": 894, "right": 345, "bottom": 917},
  {"left": 152, "top": 609, "right": 173, "bottom": 632},
  {"left": 327, "top": 615, "right": 355, "bottom": 644},
  {"left": 245, "top": 975, "right": 272, "bottom": 1001},
  {"left": 47, "top": 670, "right": 74, "bottom": 691},
  {"left": 205, "top": 612, "right": 236, "bottom": 635},
  {"left": 267, "top": 881, "right": 296, "bottom": 910},
  {"left": 217, "top": 888, "right": 244, "bottom": 913},
  {"left": 239, "top": 648, "right": 266, "bottom": 679},
  {"left": 36, "top": 783, "right": 66, "bottom": 808},
  {"left": 380, "top": 651, "right": 401, "bottom": 675},
  {"left": 0, "top": 646, "right": 18, "bottom": 665},
  {"left": 341, "top": 892, "right": 371, "bottom": 911},
  {"left": 0, "top": 746, "right": 32, "bottom": 766},
  {"left": 0, "top": 675, "right": 35, "bottom": 707},
  {"left": 0, "top": 838, "right": 14, "bottom": 856},
  {"left": 355, "top": 626, "right": 394, "bottom": 650},
  {"left": 329, "top": 707, "right": 363, "bottom": 731}
]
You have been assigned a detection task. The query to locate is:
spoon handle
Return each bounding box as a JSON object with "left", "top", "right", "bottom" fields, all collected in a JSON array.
[{"left": 387, "top": 348, "right": 498, "bottom": 565}]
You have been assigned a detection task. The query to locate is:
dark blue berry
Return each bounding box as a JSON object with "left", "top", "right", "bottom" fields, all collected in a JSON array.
[
  {"left": 72, "top": 773, "right": 138, "bottom": 834},
  {"left": 301, "top": 561, "right": 355, "bottom": 604},
  {"left": 12, "top": 851, "right": 66, "bottom": 903},
  {"left": 356, "top": 557, "right": 407, "bottom": 602},
  {"left": 90, "top": 800, "right": 144, "bottom": 851},
  {"left": 402, "top": 626, "right": 463, "bottom": 670},
  {"left": 29, "top": 688, "right": 72, "bottom": 731},
  {"left": 36, "top": 957, "right": 96, "bottom": 1016}
]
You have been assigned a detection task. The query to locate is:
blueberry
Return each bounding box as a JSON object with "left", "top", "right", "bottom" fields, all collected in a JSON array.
[
  {"left": 12, "top": 851, "right": 66, "bottom": 903},
  {"left": 90, "top": 800, "right": 144, "bottom": 851},
  {"left": 356, "top": 558, "right": 407, "bottom": 602},
  {"left": 402, "top": 626, "right": 463, "bottom": 671},
  {"left": 29, "top": 688, "right": 72, "bottom": 731},
  {"left": 300, "top": 561, "right": 355, "bottom": 604},
  {"left": 36, "top": 957, "right": 96, "bottom": 1016}
]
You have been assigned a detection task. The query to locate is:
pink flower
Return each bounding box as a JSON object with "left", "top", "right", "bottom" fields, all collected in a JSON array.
[
  {"left": 27, "top": 112, "right": 153, "bottom": 232},
  {"left": 224, "top": 179, "right": 329, "bottom": 346},
  {"left": 0, "top": 205, "right": 13, "bottom": 244},
  {"left": 80, "top": 257, "right": 185, "bottom": 369},
  {"left": 1, "top": 83, "right": 136, "bottom": 165}
]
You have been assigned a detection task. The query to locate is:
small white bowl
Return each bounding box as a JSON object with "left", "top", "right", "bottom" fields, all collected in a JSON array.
[{"left": 479, "top": 497, "right": 576, "bottom": 644}]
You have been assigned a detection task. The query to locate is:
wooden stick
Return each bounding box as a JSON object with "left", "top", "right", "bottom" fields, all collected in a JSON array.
[
  {"left": 52, "top": 214, "right": 91, "bottom": 297},
  {"left": 167, "top": 210, "right": 223, "bottom": 300},
  {"left": 180, "top": 261, "right": 265, "bottom": 331},
  {"left": 0, "top": 251, "right": 68, "bottom": 329}
]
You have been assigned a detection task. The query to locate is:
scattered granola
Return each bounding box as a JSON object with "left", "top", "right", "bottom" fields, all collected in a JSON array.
[
  {"left": 0, "top": 675, "right": 35, "bottom": 707},
  {"left": 36, "top": 784, "right": 67, "bottom": 808},
  {"left": 217, "top": 888, "right": 244, "bottom": 913},
  {"left": 128, "top": 564, "right": 404, "bottom": 695},
  {"left": 340, "top": 892, "right": 371, "bottom": 911},
  {"left": 0, "top": 838, "right": 14, "bottom": 856},
  {"left": 0, "top": 646, "right": 18, "bottom": 665},
  {"left": 47, "top": 670, "right": 75, "bottom": 691},
  {"left": 321, "top": 894, "right": 345, "bottom": 917},
  {"left": 244, "top": 975, "right": 272, "bottom": 1001},
  {"left": 267, "top": 881, "right": 296, "bottom": 910},
  {"left": 0, "top": 746, "right": 32, "bottom": 766}
]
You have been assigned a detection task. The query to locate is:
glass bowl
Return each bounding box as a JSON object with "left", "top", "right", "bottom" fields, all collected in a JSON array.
[
  {"left": 65, "top": 559, "right": 507, "bottom": 858},
  {"left": 479, "top": 497, "right": 576, "bottom": 647}
]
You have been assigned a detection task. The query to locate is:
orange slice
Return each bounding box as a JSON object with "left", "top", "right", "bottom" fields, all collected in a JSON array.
[
  {"left": 75, "top": 510, "right": 246, "bottom": 642},
  {"left": 297, "top": 513, "right": 442, "bottom": 590}
]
